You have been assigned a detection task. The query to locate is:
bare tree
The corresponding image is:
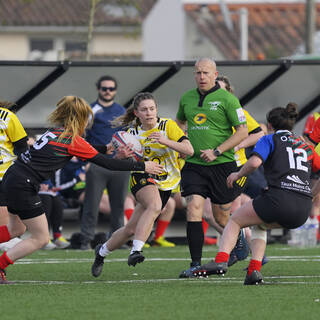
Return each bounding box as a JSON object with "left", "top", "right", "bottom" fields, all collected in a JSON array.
[
  {"left": 86, "top": 0, "right": 101, "bottom": 61},
  {"left": 85, "top": 0, "right": 149, "bottom": 61}
]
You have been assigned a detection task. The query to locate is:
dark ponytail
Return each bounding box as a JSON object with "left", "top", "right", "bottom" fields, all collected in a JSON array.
[{"left": 266, "top": 102, "right": 299, "bottom": 131}]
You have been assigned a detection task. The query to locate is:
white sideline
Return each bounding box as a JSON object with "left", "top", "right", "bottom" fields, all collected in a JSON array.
[
  {"left": 10, "top": 276, "right": 320, "bottom": 286},
  {"left": 15, "top": 255, "right": 320, "bottom": 265}
]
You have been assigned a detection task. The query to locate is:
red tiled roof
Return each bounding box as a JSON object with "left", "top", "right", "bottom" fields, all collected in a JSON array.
[
  {"left": 185, "top": 2, "right": 320, "bottom": 60},
  {"left": 0, "top": 0, "right": 156, "bottom": 27}
]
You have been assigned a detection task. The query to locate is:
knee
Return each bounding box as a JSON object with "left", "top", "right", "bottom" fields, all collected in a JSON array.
[
  {"left": 16, "top": 224, "right": 27, "bottom": 236},
  {"left": 145, "top": 202, "right": 162, "bottom": 219},
  {"left": 8, "top": 223, "right": 26, "bottom": 238},
  {"left": 186, "top": 199, "right": 203, "bottom": 221},
  {"left": 213, "top": 203, "right": 232, "bottom": 227},
  {"left": 251, "top": 225, "right": 267, "bottom": 242},
  {"left": 36, "top": 234, "right": 50, "bottom": 249},
  {"left": 214, "top": 211, "right": 230, "bottom": 228}
]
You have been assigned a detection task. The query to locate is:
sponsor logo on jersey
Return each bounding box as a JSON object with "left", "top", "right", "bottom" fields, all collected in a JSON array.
[
  {"left": 190, "top": 126, "right": 209, "bottom": 130},
  {"left": 236, "top": 108, "right": 246, "bottom": 123},
  {"left": 193, "top": 113, "right": 207, "bottom": 124},
  {"left": 208, "top": 101, "right": 221, "bottom": 110},
  {"left": 281, "top": 181, "right": 311, "bottom": 193},
  {"left": 286, "top": 175, "right": 306, "bottom": 184}
]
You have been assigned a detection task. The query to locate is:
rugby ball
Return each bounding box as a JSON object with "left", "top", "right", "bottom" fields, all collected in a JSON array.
[{"left": 111, "top": 131, "right": 143, "bottom": 162}]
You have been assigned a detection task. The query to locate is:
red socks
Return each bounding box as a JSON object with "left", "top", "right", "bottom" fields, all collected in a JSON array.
[
  {"left": 247, "top": 259, "right": 262, "bottom": 275},
  {"left": 0, "top": 225, "right": 11, "bottom": 243},
  {"left": 0, "top": 251, "right": 14, "bottom": 270},
  {"left": 215, "top": 252, "right": 229, "bottom": 263},
  {"left": 124, "top": 209, "right": 134, "bottom": 221},
  {"left": 53, "top": 232, "right": 61, "bottom": 240},
  {"left": 155, "top": 220, "right": 170, "bottom": 239},
  {"left": 202, "top": 219, "right": 209, "bottom": 236}
]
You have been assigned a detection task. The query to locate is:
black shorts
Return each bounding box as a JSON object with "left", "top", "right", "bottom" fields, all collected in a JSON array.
[
  {"left": 181, "top": 161, "right": 240, "bottom": 204},
  {"left": 0, "top": 181, "right": 7, "bottom": 206},
  {"left": 130, "top": 172, "right": 171, "bottom": 209},
  {"left": 2, "top": 166, "right": 44, "bottom": 219},
  {"left": 252, "top": 187, "right": 312, "bottom": 229}
]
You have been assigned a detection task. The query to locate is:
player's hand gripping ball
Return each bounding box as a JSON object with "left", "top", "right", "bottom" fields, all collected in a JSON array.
[{"left": 112, "top": 131, "right": 143, "bottom": 162}]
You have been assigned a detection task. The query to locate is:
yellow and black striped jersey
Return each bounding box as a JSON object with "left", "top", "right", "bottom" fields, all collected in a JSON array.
[
  {"left": 0, "top": 107, "right": 27, "bottom": 180},
  {"left": 129, "top": 118, "right": 186, "bottom": 191},
  {"left": 233, "top": 109, "right": 260, "bottom": 167}
]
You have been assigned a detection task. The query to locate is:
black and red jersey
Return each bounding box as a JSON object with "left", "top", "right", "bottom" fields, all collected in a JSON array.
[
  {"left": 16, "top": 128, "right": 98, "bottom": 181},
  {"left": 15, "top": 128, "right": 145, "bottom": 182},
  {"left": 252, "top": 131, "right": 320, "bottom": 197}
]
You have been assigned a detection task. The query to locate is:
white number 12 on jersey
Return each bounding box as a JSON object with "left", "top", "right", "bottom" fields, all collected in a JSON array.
[{"left": 286, "top": 147, "right": 308, "bottom": 172}]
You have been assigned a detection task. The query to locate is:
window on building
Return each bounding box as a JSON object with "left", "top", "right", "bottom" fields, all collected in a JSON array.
[
  {"left": 65, "top": 41, "right": 87, "bottom": 52},
  {"left": 65, "top": 41, "right": 87, "bottom": 59},
  {"left": 30, "top": 39, "right": 54, "bottom": 52}
]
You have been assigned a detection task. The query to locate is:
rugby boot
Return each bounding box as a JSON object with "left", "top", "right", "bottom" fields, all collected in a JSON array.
[
  {"left": 262, "top": 255, "right": 269, "bottom": 266},
  {"left": 228, "top": 249, "right": 238, "bottom": 267},
  {"left": 128, "top": 251, "right": 145, "bottom": 266},
  {"left": 179, "top": 261, "right": 201, "bottom": 278},
  {"left": 244, "top": 270, "right": 264, "bottom": 285},
  {"left": 53, "top": 236, "right": 70, "bottom": 249},
  {"left": 234, "top": 229, "right": 249, "bottom": 261},
  {"left": 193, "top": 261, "right": 228, "bottom": 277},
  {"left": 153, "top": 236, "right": 175, "bottom": 247},
  {"left": 91, "top": 244, "right": 105, "bottom": 277}
]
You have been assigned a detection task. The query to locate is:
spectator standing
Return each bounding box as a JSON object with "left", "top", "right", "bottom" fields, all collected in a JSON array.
[
  {"left": 175, "top": 58, "right": 248, "bottom": 278},
  {"left": 80, "top": 75, "right": 130, "bottom": 250}
]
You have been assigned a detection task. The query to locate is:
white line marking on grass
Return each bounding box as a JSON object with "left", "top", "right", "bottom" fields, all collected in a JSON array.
[
  {"left": 16, "top": 256, "right": 320, "bottom": 264},
  {"left": 10, "top": 276, "right": 320, "bottom": 286},
  {"left": 16, "top": 258, "right": 191, "bottom": 264}
]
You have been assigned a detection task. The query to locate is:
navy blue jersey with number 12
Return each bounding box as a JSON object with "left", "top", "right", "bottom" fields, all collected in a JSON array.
[{"left": 252, "top": 130, "right": 320, "bottom": 197}]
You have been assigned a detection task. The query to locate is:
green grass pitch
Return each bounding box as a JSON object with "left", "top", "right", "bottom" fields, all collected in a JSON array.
[{"left": 1, "top": 244, "right": 320, "bottom": 320}]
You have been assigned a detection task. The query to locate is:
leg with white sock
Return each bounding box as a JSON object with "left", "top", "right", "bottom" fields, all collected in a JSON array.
[
  {"left": 131, "top": 185, "right": 162, "bottom": 254},
  {"left": 100, "top": 204, "right": 143, "bottom": 256},
  {"left": 91, "top": 205, "right": 142, "bottom": 277}
]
